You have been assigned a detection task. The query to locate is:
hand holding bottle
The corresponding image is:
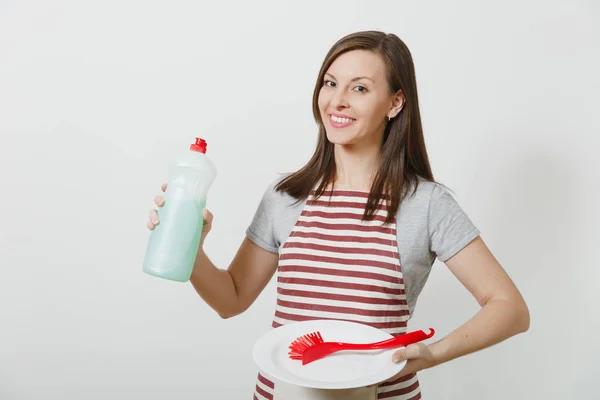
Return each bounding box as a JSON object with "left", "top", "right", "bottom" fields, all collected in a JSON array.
[{"left": 147, "top": 183, "right": 214, "bottom": 249}]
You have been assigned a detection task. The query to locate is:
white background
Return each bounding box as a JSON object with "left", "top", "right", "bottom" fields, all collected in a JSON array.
[{"left": 1, "top": 0, "right": 598, "bottom": 398}]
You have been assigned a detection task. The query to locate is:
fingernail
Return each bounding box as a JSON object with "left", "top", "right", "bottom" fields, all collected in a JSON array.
[{"left": 392, "top": 356, "right": 401, "bottom": 363}]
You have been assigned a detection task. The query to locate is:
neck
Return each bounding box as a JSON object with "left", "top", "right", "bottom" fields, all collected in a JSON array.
[{"left": 332, "top": 140, "right": 381, "bottom": 191}]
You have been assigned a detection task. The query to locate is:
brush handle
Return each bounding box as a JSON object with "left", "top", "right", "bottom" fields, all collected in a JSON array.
[{"left": 335, "top": 328, "right": 435, "bottom": 351}]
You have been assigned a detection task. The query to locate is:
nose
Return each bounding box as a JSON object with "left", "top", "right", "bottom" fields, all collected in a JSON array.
[{"left": 332, "top": 87, "right": 349, "bottom": 109}]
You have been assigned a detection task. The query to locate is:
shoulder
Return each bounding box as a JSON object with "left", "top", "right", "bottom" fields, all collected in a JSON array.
[
  {"left": 406, "top": 178, "right": 480, "bottom": 261},
  {"left": 260, "top": 172, "right": 299, "bottom": 208},
  {"left": 398, "top": 177, "right": 447, "bottom": 215},
  {"left": 405, "top": 176, "right": 468, "bottom": 207},
  {"left": 397, "top": 177, "right": 478, "bottom": 239},
  {"left": 256, "top": 172, "right": 306, "bottom": 227},
  {"left": 248, "top": 172, "right": 305, "bottom": 252}
]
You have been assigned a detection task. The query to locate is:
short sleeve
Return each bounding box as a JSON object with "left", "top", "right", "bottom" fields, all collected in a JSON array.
[
  {"left": 428, "top": 184, "right": 480, "bottom": 262},
  {"left": 246, "top": 180, "right": 279, "bottom": 254}
]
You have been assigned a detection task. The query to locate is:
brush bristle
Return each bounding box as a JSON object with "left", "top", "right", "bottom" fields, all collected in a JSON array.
[{"left": 288, "top": 331, "right": 324, "bottom": 360}]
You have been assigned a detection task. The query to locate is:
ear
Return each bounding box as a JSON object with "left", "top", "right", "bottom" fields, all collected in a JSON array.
[{"left": 387, "top": 90, "right": 405, "bottom": 120}]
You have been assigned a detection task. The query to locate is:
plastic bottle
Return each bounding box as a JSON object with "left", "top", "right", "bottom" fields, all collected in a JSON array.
[{"left": 143, "top": 137, "right": 217, "bottom": 282}]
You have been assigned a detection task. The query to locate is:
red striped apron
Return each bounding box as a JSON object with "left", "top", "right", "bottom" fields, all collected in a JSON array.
[{"left": 253, "top": 190, "right": 421, "bottom": 400}]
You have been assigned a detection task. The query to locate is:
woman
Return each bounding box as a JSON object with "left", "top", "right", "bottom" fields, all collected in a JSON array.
[{"left": 147, "top": 31, "right": 530, "bottom": 399}]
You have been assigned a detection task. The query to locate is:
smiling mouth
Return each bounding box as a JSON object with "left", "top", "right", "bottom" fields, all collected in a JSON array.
[{"left": 329, "top": 114, "right": 356, "bottom": 127}]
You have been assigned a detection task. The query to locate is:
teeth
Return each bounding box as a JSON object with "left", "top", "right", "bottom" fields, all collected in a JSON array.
[{"left": 331, "top": 115, "right": 354, "bottom": 124}]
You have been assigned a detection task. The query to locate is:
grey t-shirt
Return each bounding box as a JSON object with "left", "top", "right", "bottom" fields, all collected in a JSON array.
[{"left": 246, "top": 174, "right": 480, "bottom": 318}]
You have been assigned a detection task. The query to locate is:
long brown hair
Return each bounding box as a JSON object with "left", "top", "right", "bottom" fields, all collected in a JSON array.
[{"left": 275, "top": 30, "right": 435, "bottom": 224}]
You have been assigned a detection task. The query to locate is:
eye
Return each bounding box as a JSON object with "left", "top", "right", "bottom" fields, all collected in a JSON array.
[
  {"left": 353, "top": 85, "right": 367, "bottom": 93},
  {"left": 324, "top": 80, "right": 336, "bottom": 87}
]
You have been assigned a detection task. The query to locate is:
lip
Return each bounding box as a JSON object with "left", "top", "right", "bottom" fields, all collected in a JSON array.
[
  {"left": 328, "top": 113, "right": 356, "bottom": 128},
  {"left": 330, "top": 112, "right": 355, "bottom": 119}
]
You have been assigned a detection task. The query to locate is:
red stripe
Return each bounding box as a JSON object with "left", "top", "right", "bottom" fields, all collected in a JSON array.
[
  {"left": 279, "top": 265, "right": 403, "bottom": 285},
  {"left": 284, "top": 241, "right": 398, "bottom": 258},
  {"left": 288, "top": 231, "right": 395, "bottom": 245},
  {"left": 281, "top": 252, "right": 399, "bottom": 271},
  {"left": 274, "top": 311, "right": 408, "bottom": 330},
  {"left": 310, "top": 190, "right": 393, "bottom": 201},
  {"left": 378, "top": 380, "right": 420, "bottom": 398},
  {"left": 310, "top": 190, "right": 372, "bottom": 198},
  {"left": 296, "top": 220, "right": 394, "bottom": 234},
  {"left": 379, "top": 372, "right": 416, "bottom": 387},
  {"left": 301, "top": 210, "right": 389, "bottom": 223},
  {"left": 277, "top": 276, "right": 406, "bottom": 296},
  {"left": 255, "top": 384, "right": 273, "bottom": 400},
  {"left": 307, "top": 200, "right": 388, "bottom": 211},
  {"left": 257, "top": 373, "right": 274, "bottom": 389},
  {"left": 277, "top": 288, "right": 408, "bottom": 306},
  {"left": 277, "top": 299, "right": 409, "bottom": 317}
]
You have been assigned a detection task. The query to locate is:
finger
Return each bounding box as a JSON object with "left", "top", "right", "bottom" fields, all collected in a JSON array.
[
  {"left": 161, "top": 183, "right": 167, "bottom": 192},
  {"left": 154, "top": 195, "right": 165, "bottom": 207},
  {"left": 203, "top": 209, "right": 213, "bottom": 225},
  {"left": 392, "top": 348, "right": 408, "bottom": 364},
  {"left": 393, "top": 344, "right": 420, "bottom": 364},
  {"left": 149, "top": 209, "right": 159, "bottom": 225},
  {"left": 147, "top": 220, "right": 155, "bottom": 230}
]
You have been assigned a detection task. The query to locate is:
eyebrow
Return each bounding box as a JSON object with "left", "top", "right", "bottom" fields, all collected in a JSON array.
[{"left": 325, "top": 72, "right": 375, "bottom": 83}]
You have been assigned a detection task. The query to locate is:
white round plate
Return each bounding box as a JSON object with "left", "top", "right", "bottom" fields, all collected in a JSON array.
[{"left": 252, "top": 320, "right": 406, "bottom": 389}]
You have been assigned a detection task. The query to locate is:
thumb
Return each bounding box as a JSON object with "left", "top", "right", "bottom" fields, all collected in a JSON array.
[
  {"left": 392, "top": 344, "right": 420, "bottom": 364},
  {"left": 392, "top": 347, "right": 408, "bottom": 364}
]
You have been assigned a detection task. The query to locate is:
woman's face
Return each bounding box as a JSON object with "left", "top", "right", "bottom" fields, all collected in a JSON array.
[{"left": 318, "top": 50, "right": 404, "bottom": 148}]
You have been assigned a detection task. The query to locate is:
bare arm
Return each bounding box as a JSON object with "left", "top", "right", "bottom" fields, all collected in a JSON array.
[
  {"left": 190, "top": 236, "right": 279, "bottom": 319},
  {"left": 429, "top": 236, "right": 530, "bottom": 364}
]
